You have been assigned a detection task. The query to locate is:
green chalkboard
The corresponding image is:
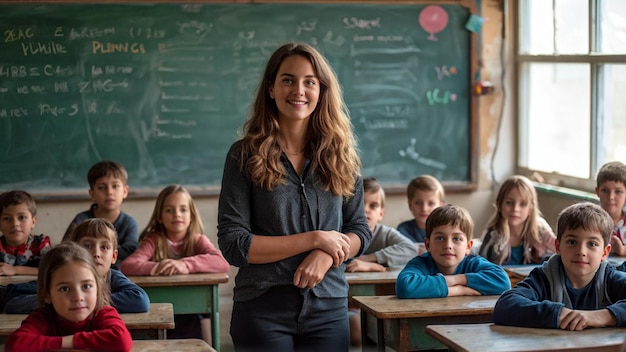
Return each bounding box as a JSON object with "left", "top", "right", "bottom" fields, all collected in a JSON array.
[{"left": 0, "top": 2, "right": 477, "bottom": 193}]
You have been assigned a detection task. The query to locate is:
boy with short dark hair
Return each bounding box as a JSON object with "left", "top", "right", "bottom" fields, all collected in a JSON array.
[
  {"left": 595, "top": 161, "right": 626, "bottom": 256},
  {"left": 396, "top": 204, "right": 510, "bottom": 299},
  {"left": 0, "top": 190, "right": 51, "bottom": 276},
  {"left": 493, "top": 202, "right": 626, "bottom": 330},
  {"left": 63, "top": 160, "right": 138, "bottom": 269},
  {"left": 397, "top": 175, "right": 445, "bottom": 245},
  {"left": 4, "top": 218, "right": 149, "bottom": 314}
]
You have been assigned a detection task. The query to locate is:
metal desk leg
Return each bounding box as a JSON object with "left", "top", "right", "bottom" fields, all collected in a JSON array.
[{"left": 211, "top": 284, "right": 220, "bottom": 351}]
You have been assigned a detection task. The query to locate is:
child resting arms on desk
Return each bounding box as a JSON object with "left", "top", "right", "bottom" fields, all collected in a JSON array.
[
  {"left": 6, "top": 241, "right": 132, "bottom": 352},
  {"left": 121, "top": 184, "right": 230, "bottom": 343},
  {"left": 396, "top": 204, "right": 510, "bottom": 298},
  {"left": 493, "top": 202, "right": 626, "bottom": 330}
]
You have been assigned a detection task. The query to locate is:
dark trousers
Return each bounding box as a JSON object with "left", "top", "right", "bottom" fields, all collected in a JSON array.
[{"left": 230, "top": 285, "right": 349, "bottom": 352}]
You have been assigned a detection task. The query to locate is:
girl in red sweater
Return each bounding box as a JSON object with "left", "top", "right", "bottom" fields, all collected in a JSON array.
[
  {"left": 121, "top": 184, "right": 229, "bottom": 343},
  {"left": 6, "top": 241, "right": 132, "bottom": 352}
]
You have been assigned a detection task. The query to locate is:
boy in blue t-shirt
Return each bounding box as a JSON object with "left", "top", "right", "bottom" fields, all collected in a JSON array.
[{"left": 396, "top": 204, "right": 510, "bottom": 299}]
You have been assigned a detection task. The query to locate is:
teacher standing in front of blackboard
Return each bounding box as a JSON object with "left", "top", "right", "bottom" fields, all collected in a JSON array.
[{"left": 217, "top": 42, "right": 371, "bottom": 352}]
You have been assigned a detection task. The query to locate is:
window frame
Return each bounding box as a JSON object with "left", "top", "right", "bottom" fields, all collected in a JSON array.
[{"left": 514, "top": 0, "right": 626, "bottom": 193}]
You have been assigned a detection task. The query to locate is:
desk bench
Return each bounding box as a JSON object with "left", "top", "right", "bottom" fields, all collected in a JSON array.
[{"left": 0, "top": 303, "right": 174, "bottom": 340}]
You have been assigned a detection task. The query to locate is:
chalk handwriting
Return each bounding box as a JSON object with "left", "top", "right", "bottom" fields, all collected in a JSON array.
[
  {"left": 434, "top": 65, "right": 457, "bottom": 80},
  {"left": 91, "top": 65, "right": 134, "bottom": 77},
  {"left": 296, "top": 21, "right": 317, "bottom": 36},
  {"left": 360, "top": 117, "right": 408, "bottom": 130},
  {"left": 323, "top": 31, "right": 345, "bottom": 47},
  {"left": 39, "top": 103, "right": 78, "bottom": 117},
  {"left": 21, "top": 41, "right": 67, "bottom": 56},
  {"left": 343, "top": 17, "right": 381, "bottom": 30},
  {"left": 0, "top": 107, "right": 28, "bottom": 118},
  {"left": 92, "top": 41, "right": 146, "bottom": 54},
  {"left": 129, "top": 27, "right": 166, "bottom": 39},
  {"left": 78, "top": 79, "right": 129, "bottom": 93},
  {"left": 398, "top": 138, "right": 447, "bottom": 170},
  {"left": 4, "top": 28, "right": 34, "bottom": 43},
  {"left": 16, "top": 85, "right": 47, "bottom": 94},
  {"left": 67, "top": 27, "right": 115, "bottom": 40},
  {"left": 426, "top": 89, "right": 457, "bottom": 105}
]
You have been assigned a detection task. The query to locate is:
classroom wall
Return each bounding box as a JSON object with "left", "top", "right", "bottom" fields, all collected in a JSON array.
[{"left": 26, "top": 0, "right": 513, "bottom": 295}]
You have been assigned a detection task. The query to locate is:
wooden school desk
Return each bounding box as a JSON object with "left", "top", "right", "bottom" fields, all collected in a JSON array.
[
  {"left": 426, "top": 323, "right": 626, "bottom": 352},
  {"left": 502, "top": 264, "right": 539, "bottom": 287},
  {"left": 127, "top": 273, "right": 228, "bottom": 351},
  {"left": 345, "top": 266, "right": 401, "bottom": 300},
  {"left": 352, "top": 295, "right": 499, "bottom": 352},
  {"left": 131, "top": 338, "right": 216, "bottom": 352},
  {"left": 0, "top": 303, "right": 174, "bottom": 341},
  {"left": 0, "top": 275, "right": 36, "bottom": 286}
]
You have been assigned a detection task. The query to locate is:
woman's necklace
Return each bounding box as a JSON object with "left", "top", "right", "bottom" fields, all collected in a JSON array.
[{"left": 283, "top": 149, "right": 303, "bottom": 156}]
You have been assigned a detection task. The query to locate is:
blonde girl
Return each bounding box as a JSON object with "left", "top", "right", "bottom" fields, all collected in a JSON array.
[
  {"left": 479, "top": 175, "right": 556, "bottom": 265},
  {"left": 6, "top": 242, "right": 132, "bottom": 352},
  {"left": 121, "top": 184, "right": 229, "bottom": 276},
  {"left": 120, "top": 184, "right": 229, "bottom": 343},
  {"left": 217, "top": 42, "right": 371, "bottom": 351}
]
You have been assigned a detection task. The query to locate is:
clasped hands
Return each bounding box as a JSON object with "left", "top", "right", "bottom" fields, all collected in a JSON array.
[{"left": 293, "top": 230, "right": 351, "bottom": 289}]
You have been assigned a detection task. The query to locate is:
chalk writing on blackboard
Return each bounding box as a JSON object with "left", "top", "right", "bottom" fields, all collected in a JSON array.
[{"left": 0, "top": 3, "right": 474, "bottom": 192}]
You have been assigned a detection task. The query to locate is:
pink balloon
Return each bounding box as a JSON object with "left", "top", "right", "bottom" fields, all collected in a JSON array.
[{"left": 419, "top": 5, "right": 449, "bottom": 41}]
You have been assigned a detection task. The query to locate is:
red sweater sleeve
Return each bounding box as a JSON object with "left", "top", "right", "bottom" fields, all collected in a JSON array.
[
  {"left": 73, "top": 306, "right": 133, "bottom": 352},
  {"left": 5, "top": 310, "right": 63, "bottom": 352},
  {"left": 120, "top": 235, "right": 159, "bottom": 275},
  {"left": 183, "top": 234, "right": 230, "bottom": 273}
]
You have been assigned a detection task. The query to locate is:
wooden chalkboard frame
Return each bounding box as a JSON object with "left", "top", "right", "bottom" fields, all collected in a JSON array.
[{"left": 0, "top": 0, "right": 479, "bottom": 198}]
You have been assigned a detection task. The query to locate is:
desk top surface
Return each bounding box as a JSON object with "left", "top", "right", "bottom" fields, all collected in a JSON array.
[
  {"left": 131, "top": 338, "right": 216, "bottom": 352},
  {"left": 426, "top": 323, "right": 626, "bottom": 352},
  {"left": 352, "top": 294, "right": 499, "bottom": 319},
  {"left": 345, "top": 267, "right": 401, "bottom": 285},
  {"left": 127, "top": 272, "right": 229, "bottom": 287},
  {"left": 0, "top": 303, "right": 174, "bottom": 335},
  {"left": 0, "top": 275, "right": 36, "bottom": 285}
]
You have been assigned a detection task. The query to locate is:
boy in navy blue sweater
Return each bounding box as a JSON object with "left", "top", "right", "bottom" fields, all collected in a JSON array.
[{"left": 494, "top": 202, "right": 626, "bottom": 330}]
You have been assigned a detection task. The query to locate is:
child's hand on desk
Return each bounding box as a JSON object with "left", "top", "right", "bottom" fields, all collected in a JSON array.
[
  {"left": 345, "top": 259, "right": 386, "bottom": 273},
  {"left": 314, "top": 230, "right": 351, "bottom": 267},
  {"left": 0, "top": 263, "right": 17, "bottom": 276},
  {"left": 150, "top": 259, "right": 189, "bottom": 276},
  {"left": 559, "top": 307, "right": 617, "bottom": 330},
  {"left": 293, "top": 249, "right": 333, "bottom": 289}
]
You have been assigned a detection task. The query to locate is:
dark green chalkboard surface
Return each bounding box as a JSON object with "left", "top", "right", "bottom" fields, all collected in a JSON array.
[{"left": 0, "top": 2, "right": 477, "bottom": 194}]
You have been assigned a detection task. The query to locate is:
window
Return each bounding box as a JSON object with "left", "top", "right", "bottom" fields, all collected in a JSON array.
[{"left": 517, "top": 0, "right": 626, "bottom": 190}]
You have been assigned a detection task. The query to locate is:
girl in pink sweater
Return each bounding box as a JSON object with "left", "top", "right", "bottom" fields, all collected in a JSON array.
[{"left": 121, "top": 184, "right": 229, "bottom": 343}]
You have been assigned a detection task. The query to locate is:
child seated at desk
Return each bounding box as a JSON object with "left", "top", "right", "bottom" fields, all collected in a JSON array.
[
  {"left": 121, "top": 184, "right": 229, "bottom": 344},
  {"left": 396, "top": 204, "right": 510, "bottom": 298},
  {"left": 5, "top": 241, "right": 132, "bottom": 352},
  {"left": 2, "top": 218, "right": 150, "bottom": 314},
  {"left": 0, "top": 190, "right": 51, "bottom": 276},
  {"left": 346, "top": 177, "right": 416, "bottom": 272},
  {"left": 493, "top": 202, "right": 626, "bottom": 330},
  {"left": 346, "top": 177, "right": 415, "bottom": 346}
]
